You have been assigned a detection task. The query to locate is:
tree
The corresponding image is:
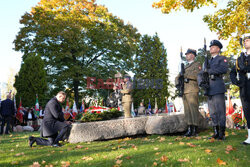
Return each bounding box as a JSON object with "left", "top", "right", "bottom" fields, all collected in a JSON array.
[
  {"left": 14, "top": 0, "right": 140, "bottom": 106},
  {"left": 133, "top": 34, "right": 170, "bottom": 108},
  {"left": 14, "top": 56, "right": 48, "bottom": 107},
  {"left": 152, "top": 0, "right": 249, "bottom": 56}
]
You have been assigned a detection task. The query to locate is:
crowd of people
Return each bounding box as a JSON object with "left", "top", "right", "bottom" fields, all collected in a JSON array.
[
  {"left": 1, "top": 34, "right": 249, "bottom": 147},
  {"left": 0, "top": 97, "right": 44, "bottom": 134}
]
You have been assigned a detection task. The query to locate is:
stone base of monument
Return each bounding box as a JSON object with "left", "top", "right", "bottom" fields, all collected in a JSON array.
[{"left": 68, "top": 113, "right": 208, "bottom": 143}]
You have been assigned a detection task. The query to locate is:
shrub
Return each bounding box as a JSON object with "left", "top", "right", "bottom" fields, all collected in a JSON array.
[{"left": 76, "top": 108, "right": 122, "bottom": 122}]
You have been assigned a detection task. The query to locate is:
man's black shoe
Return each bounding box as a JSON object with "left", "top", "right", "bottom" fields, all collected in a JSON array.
[
  {"left": 208, "top": 126, "right": 219, "bottom": 139},
  {"left": 218, "top": 126, "right": 226, "bottom": 140},
  {"left": 184, "top": 125, "right": 192, "bottom": 137},
  {"left": 241, "top": 141, "right": 250, "bottom": 145},
  {"left": 191, "top": 126, "right": 198, "bottom": 137},
  {"left": 29, "top": 136, "right": 36, "bottom": 147},
  {"left": 52, "top": 143, "right": 62, "bottom": 147}
]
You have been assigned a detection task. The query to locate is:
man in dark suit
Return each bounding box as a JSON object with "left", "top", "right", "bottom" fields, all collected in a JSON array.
[
  {"left": 29, "top": 91, "right": 71, "bottom": 147},
  {"left": 0, "top": 94, "right": 15, "bottom": 135},
  {"left": 230, "top": 33, "right": 250, "bottom": 145},
  {"left": 198, "top": 40, "right": 228, "bottom": 140}
]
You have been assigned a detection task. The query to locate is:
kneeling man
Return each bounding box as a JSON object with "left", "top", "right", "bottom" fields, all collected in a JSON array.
[{"left": 29, "top": 91, "right": 71, "bottom": 147}]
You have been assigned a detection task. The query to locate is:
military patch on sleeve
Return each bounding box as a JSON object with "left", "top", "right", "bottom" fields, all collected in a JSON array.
[{"left": 224, "top": 59, "right": 227, "bottom": 62}]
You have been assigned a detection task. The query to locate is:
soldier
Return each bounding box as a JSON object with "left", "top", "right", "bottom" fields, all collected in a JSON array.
[
  {"left": 198, "top": 40, "right": 228, "bottom": 140},
  {"left": 175, "top": 49, "right": 201, "bottom": 137},
  {"left": 230, "top": 33, "right": 250, "bottom": 145},
  {"left": 121, "top": 74, "right": 133, "bottom": 118}
]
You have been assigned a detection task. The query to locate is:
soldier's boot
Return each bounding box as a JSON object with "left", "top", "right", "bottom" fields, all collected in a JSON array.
[
  {"left": 191, "top": 125, "right": 198, "bottom": 137},
  {"left": 218, "top": 126, "right": 226, "bottom": 140},
  {"left": 241, "top": 129, "right": 250, "bottom": 145},
  {"left": 184, "top": 125, "right": 192, "bottom": 137},
  {"left": 208, "top": 126, "right": 219, "bottom": 139}
]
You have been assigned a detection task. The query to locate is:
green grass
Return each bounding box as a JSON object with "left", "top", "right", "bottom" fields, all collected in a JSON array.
[{"left": 0, "top": 129, "right": 249, "bottom": 167}]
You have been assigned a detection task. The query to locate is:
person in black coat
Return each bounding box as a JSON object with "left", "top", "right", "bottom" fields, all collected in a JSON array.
[
  {"left": 230, "top": 33, "right": 250, "bottom": 145},
  {"left": 29, "top": 91, "right": 71, "bottom": 147},
  {"left": 0, "top": 94, "right": 15, "bottom": 135},
  {"left": 24, "top": 108, "right": 36, "bottom": 124}
]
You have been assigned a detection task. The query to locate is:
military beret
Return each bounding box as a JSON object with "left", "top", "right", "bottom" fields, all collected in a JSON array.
[
  {"left": 209, "top": 40, "right": 223, "bottom": 49},
  {"left": 185, "top": 48, "right": 197, "bottom": 56},
  {"left": 243, "top": 33, "right": 250, "bottom": 41}
]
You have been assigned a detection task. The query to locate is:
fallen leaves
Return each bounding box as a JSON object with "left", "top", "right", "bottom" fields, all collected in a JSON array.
[
  {"left": 61, "top": 161, "right": 70, "bottom": 167},
  {"left": 205, "top": 149, "right": 212, "bottom": 154},
  {"left": 154, "top": 147, "right": 159, "bottom": 150},
  {"left": 30, "top": 162, "right": 41, "bottom": 167},
  {"left": 210, "top": 138, "right": 215, "bottom": 143},
  {"left": 178, "top": 158, "right": 189, "bottom": 162},
  {"left": 186, "top": 143, "right": 196, "bottom": 147},
  {"left": 159, "top": 137, "right": 166, "bottom": 142},
  {"left": 11, "top": 161, "right": 19, "bottom": 165},
  {"left": 15, "top": 152, "right": 25, "bottom": 156},
  {"left": 153, "top": 162, "right": 158, "bottom": 166},
  {"left": 115, "top": 154, "right": 124, "bottom": 159},
  {"left": 75, "top": 145, "right": 84, "bottom": 149},
  {"left": 81, "top": 156, "right": 94, "bottom": 161},
  {"left": 160, "top": 155, "right": 168, "bottom": 162},
  {"left": 115, "top": 159, "right": 123, "bottom": 165},
  {"left": 217, "top": 158, "right": 226, "bottom": 165},
  {"left": 125, "top": 156, "right": 132, "bottom": 160},
  {"left": 226, "top": 145, "right": 236, "bottom": 152}
]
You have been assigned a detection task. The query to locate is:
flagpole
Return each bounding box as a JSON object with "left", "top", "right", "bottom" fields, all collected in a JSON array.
[{"left": 155, "top": 97, "right": 158, "bottom": 116}]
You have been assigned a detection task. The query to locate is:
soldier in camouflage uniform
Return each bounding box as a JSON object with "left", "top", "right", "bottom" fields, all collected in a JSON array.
[
  {"left": 175, "top": 49, "right": 201, "bottom": 137},
  {"left": 121, "top": 74, "right": 133, "bottom": 118}
]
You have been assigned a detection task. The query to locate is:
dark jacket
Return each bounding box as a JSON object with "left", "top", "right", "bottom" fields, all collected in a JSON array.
[
  {"left": 198, "top": 55, "right": 228, "bottom": 96},
  {"left": 230, "top": 54, "right": 250, "bottom": 99},
  {"left": 41, "top": 97, "right": 66, "bottom": 137},
  {"left": 24, "top": 111, "right": 36, "bottom": 121},
  {"left": 0, "top": 99, "right": 15, "bottom": 117}
]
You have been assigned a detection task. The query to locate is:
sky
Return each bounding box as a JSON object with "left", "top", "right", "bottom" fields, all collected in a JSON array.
[{"left": 0, "top": 0, "right": 228, "bottom": 88}]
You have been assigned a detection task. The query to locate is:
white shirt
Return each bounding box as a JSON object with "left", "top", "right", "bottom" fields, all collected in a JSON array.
[{"left": 28, "top": 112, "right": 32, "bottom": 119}]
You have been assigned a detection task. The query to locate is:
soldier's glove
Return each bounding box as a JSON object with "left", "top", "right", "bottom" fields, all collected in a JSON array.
[
  {"left": 238, "top": 53, "right": 247, "bottom": 72},
  {"left": 184, "top": 78, "right": 189, "bottom": 83},
  {"left": 199, "top": 82, "right": 209, "bottom": 89}
]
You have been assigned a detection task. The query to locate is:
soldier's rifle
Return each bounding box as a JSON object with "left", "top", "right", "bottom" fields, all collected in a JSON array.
[
  {"left": 199, "top": 38, "right": 210, "bottom": 96},
  {"left": 176, "top": 47, "right": 185, "bottom": 97}
]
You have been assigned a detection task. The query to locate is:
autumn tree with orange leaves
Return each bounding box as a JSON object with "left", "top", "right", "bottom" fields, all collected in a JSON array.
[
  {"left": 153, "top": 0, "right": 249, "bottom": 56},
  {"left": 14, "top": 0, "right": 140, "bottom": 106},
  {"left": 153, "top": 0, "right": 249, "bottom": 98}
]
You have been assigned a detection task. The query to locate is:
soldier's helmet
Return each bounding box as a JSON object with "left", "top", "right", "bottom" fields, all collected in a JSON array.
[
  {"left": 185, "top": 48, "right": 197, "bottom": 56},
  {"left": 209, "top": 40, "right": 223, "bottom": 49},
  {"left": 242, "top": 33, "right": 250, "bottom": 41}
]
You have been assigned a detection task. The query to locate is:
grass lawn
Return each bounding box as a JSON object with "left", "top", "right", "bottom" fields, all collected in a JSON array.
[{"left": 0, "top": 128, "right": 249, "bottom": 167}]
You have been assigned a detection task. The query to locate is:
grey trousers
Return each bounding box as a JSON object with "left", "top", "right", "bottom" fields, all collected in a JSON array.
[{"left": 208, "top": 93, "right": 226, "bottom": 127}]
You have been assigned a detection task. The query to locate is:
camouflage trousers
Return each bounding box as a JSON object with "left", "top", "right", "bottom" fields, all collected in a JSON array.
[{"left": 122, "top": 101, "right": 132, "bottom": 118}]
